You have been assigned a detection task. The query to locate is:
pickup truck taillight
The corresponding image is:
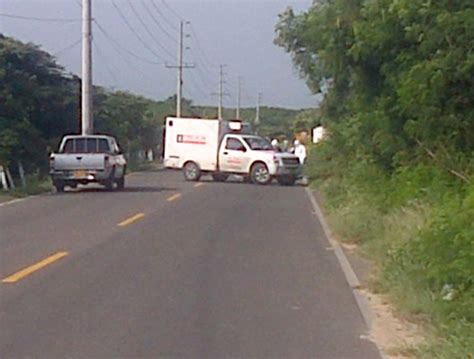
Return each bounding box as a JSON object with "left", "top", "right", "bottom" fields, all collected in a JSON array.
[
  {"left": 49, "top": 155, "right": 55, "bottom": 168},
  {"left": 104, "top": 155, "right": 110, "bottom": 168}
]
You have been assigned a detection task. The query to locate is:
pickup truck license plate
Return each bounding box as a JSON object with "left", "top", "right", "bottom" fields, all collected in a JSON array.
[{"left": 74, "top": 170, "right": 87, "bottom": 178}]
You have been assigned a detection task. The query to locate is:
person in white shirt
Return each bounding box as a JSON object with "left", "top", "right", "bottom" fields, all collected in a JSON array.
[{"left": 293, "top": 140, "right": 307, "bottom": 164}]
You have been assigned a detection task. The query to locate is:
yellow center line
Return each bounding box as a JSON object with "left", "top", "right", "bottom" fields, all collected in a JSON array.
[
  {"left": 194, "top": 183, "right": 205, "bottom": 188},
  {"left": 167, "top": 193, "right": 182, "bottom": 202},
  {"left": 2, "top": 251, "right": 69, "bottom": 283},
  {"left": 117, "top": 212, "right": 145, "bottom": 227}
]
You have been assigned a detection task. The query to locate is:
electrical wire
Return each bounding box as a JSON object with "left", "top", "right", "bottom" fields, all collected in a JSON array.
[
  {"left": 93, "top": 20, "right": 161, "bottom": 65},
  {"left": 0, "top": 13, "right": 80, "bottom": 22},
  {"left": 127, "top": 1, "right": 177, "bottom": 61},
  {"left": 161, "top": 0, "right": 183, "bottom": 21},
  {"left": 53, "top": 38, "right": 81, "bottom": 57},
  {"left": 189, "top": 24, "right": 217, "bottom": 71},
  {"left": 149, "top": 0, "right": 179, "bottom": 31},
  {"left": 111, "top": 0, "right": 165, "bottom": 62},
  {"left": 92, "top": 38, "right": 119, "bottom": 85},
  {"left": 140, "top": 0, "right": 178, "bottom": 45},
  {"left": 187, "top": 71, "right": 213, "bottom": 101}
]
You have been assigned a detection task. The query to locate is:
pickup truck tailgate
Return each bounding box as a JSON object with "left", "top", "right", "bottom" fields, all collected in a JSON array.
[{"left": 53, "top": 154, "right": 106, "bottom": 171}]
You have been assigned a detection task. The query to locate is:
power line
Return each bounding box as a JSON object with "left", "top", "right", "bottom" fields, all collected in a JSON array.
[
  {"left": 187, "top": 71, "right": 212, "bottom": 102},
  {"left": 53, "top": 38, "right": 81, "bottom": 57},
  {"left": 92, "top": 38, "right": 119, "bottom": 85},
  {"left": 189, "top": 24, "right": 217, "bottom": 70},
  {"left": 149, "top": 0, "right": 179, "bottom": 31},
  {"left": 141, "top": 0, "right": 178, "bottom": 44},
  {"left": 161, "top": 0, "right": 183, "bottom": 21},
  {"left": 190, "top": 49, "right": 216, "bottom": 82},
  {"left": 127, "top": 1, "right": 177, "bottom": 60},
  {"left": 111, "top": 0, "right": 165, "bottom": 62},
  {"left": 93, "top": 20, "right": 161, "bottom": 65},
  {"left": 190, "top": 57, "right": 215, "bottom": 93},
  {"left": 94, "top": 22, "right": 175, "bottom": 91},
  {"left": 0, "top": 13, "right": 80, "bottom": 22}
]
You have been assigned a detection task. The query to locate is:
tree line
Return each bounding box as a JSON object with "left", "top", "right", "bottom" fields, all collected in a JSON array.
[
  {"left": 275, "top": 0, "right": 473, "bottom": 355},
  {"left": 275, "top": 0, "right": 473, "bottom": 177},
  {"left": 0, "top": 34, "right": 304, "bottom": 186}
]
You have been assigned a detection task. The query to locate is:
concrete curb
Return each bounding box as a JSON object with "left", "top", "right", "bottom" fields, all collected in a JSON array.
[{"left": 305, "top": 187, "right": 387, "bottom": 359}]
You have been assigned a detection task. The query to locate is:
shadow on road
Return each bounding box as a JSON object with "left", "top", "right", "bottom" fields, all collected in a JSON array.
[{"left": 57, "top": 186, "right": 177, "bottom": 194}]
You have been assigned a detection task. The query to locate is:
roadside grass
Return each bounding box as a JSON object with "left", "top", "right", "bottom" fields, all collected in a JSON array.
[
  {"left": 3, "top": 175, "right": 52, "bottom": 200},
  {"left": 0, "top": 193, "right": 16, "bottom": 204},
  {"left": 307, "top": 144, "right": 474, "bottom": 358},
  {"left": 128, "top": 160, "right": 163, "bottom": 173}
]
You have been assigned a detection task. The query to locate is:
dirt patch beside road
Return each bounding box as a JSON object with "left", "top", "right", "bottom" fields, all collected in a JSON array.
[{"left": 340, "top": 242, "right": 425, "bottom": 358}]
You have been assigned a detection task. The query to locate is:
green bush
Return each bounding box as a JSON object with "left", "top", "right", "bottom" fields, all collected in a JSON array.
[{"left": 307, "top": 139, "right": 474, "bottom": 357}]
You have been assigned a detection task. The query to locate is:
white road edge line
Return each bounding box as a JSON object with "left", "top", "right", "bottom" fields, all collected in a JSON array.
[
  {"left": 0, "top": 192, "right": 54, "bottom": 208},
  {"left": 0, "top": 198, "right": 27, "bottom": 207},
  {"left": 305, "top": 187, "right": 387, "bottom": 359}
]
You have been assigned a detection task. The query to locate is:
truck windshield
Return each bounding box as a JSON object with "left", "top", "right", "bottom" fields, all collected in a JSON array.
[{"left": 243, "top": 137, "right": 273, "bottom": 151}]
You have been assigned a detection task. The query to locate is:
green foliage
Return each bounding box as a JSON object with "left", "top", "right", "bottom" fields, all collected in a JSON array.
[
  {"left": 0, "top": 34, "right": 79, "bottom": 171},
  {"left": 278, "top": 0, "right": 474, "bottom": 353},
  {"left": 0, "top": 34, "right": 304, "bottom": 183}
]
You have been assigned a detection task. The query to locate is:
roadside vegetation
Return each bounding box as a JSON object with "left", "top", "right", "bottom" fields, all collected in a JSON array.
[
  {"left": 0, "top": 34, "right": 301, "bottom": 194},
  {"left": 276, "top": 0, "right": 473, "bottom": 357}
]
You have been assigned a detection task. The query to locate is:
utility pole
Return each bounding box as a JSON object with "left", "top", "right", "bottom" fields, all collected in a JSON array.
[
  {"left": 81, "top": 0, "right": 93, "bottom": 135},
  {"left": 218, "top": 65, "right": 224, "bottom": 119},
  {"left": 166, "top": 20, "right": 194, "bottom": 117},
  {"left": 255, "top": 92, "right": 262, "bottom": 127},
  {"left": 211, "top": 64, "right": 229, "bottom": 119},
  {"left": 236, "top": 76, "right": 242, "bottom": 120}
]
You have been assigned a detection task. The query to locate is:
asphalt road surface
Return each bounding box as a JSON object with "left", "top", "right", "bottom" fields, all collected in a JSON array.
[{"left": 0, "top": 170, "right": 381, "bottom": 358}]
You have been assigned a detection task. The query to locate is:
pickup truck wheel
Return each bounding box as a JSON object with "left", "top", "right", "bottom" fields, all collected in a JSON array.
[
  {"left": 54, "top": 182, "right": 65, "bottom": 193},
  {"left": 183, "top": 161, "right": 201, "bottom": 181},
  {"left": 250, "top": 163, "right": 271, "bottom": 185},
  {"left": 211, "top": 173, "right": 228, "bottom": 182},
  {"left": 277, "top": 175, "right": 296, "bottom": 186},
  {"left": 105, "top": 167, "right": 116, "bottom": 191},
  {"left": 116, "top": 176, "right": 125, "bottom": 190}
]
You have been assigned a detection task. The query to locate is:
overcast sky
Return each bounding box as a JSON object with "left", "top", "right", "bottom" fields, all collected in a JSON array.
[{"left": 0, "top": 0, "right": 318, "bottom": 109}]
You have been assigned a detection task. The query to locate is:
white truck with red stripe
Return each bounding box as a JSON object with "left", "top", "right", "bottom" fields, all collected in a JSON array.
[{"left": 163, "top": 117, "right": 302, "bottom": 185}]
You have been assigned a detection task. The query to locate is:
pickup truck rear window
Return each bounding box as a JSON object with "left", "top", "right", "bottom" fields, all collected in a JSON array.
[{"left": 62, "top": 138, "right": 110, "bottom": 153}]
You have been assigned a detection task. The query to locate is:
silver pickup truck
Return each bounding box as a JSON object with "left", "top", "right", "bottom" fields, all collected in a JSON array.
[{"left": 49, "top": 135, "right": 127, "bottom": 192}]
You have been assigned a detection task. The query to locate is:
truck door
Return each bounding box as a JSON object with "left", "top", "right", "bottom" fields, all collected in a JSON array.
[{"left": 219, "top": 137, "right": 250, "bottom": 173}]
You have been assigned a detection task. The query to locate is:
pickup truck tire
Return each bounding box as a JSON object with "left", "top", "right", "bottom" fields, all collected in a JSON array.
[
  {"left": 250, "top": 163, "right": 271, "bottom": 185},
  {"left": 277, "top": 175, "right": 297, "bottom": 186},
  {"left": 183, "top": 161, "right": 201, "bottom": 181},
  {"left": 116, "top": 175, "right": 125, "bottom": 190},
  {"left": 104, "top": 168, "right": 115, "bottom": 191},
  {"left": 54, "top": 181, "right": 65, "bottom": 193},
  {"left": 105, "top": 180, "right": 115, "bottom": 191},
  {"left": 211, "top": 173, "right": 229, "bottom": 182}
]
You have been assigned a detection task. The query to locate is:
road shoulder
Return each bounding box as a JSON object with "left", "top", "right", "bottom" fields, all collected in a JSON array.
[{"left": 306, "top": 187, "right": 424, "bottom": 359}]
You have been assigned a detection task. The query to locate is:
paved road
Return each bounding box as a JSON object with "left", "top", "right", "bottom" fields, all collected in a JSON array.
[{"left": 0, "top": 170, "right": 380, "bottom": 358}]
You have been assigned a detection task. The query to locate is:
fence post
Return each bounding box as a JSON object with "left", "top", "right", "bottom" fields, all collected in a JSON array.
[
  {"left": 5, "top": 166, "right": 15, "bottom": 190},
  {"left": 0, "top": 166, "right": 9, "bottom": 190},
  {"left": 18, "top": 161, "right": 26, "bottom": 188}
]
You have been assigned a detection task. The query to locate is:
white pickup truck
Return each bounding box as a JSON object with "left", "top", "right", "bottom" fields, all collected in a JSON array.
[
  {"left": 49, "top": 135, "right": 127, "bottom": 192},
  {"left": 163, "top": 117, "right": 302, "bottom": 185}
]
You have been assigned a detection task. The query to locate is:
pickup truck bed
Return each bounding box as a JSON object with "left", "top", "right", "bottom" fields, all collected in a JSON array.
[{"left": 49, "top": 135, "right": 126, "bottom": 192}]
